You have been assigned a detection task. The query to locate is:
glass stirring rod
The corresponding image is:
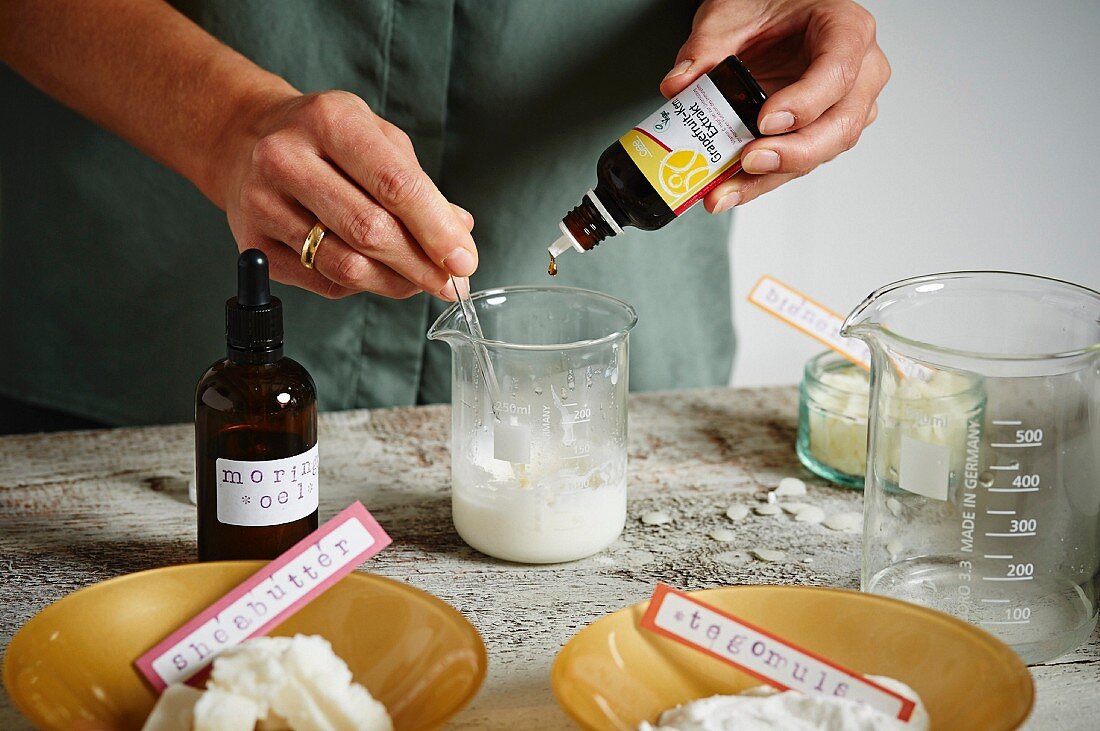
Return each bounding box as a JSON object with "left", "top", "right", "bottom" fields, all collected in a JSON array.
[
  {"left": 449, "top": 275, "right": 504, "bottom": 421},
  {"left": 449, "top": 275, "right": 524, "bottom": 478},
  {"left": 451, "top": 275, "right": 485, "bottom": 340}
]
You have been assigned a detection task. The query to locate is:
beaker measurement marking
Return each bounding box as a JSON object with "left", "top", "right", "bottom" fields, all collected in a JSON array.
[
  {"left": 571, "top": 418, "right": 592, "bottom": 424},
  {"left": 561, "top": 403, "right": 577, "bottom": 408},
  {"left": 981, "top": 598, "right": 1011, "bottom": 603},
  {"left": 494, "top": 401, "right": 532, "bottom": 415},
  {"left": 982, "top": 576, "right": 1033, "bottom": 581},
  {"left": 991, "top": 419, "right": 1023, "bottom": 425},
  {"left": 983, "top": 554, "right": 1014, "bottom": 560},
  {"left": 988, "top": 487, "right": 1038, "bottom": 493},
  {"left": 989, "top": 442, "right": 1041, "bottom": 448},
  {"left": 980, "top": 620, "right": 1031, "bottom": 626},
  {"left": 984, "top": 532, "right": 1036, "bottom": 537},
  {"left": 986, "top": 510, "right": 1017, "bottom": 515},
  {"left": 989, "top": 464, "right": 1019, "bottom": 471}
]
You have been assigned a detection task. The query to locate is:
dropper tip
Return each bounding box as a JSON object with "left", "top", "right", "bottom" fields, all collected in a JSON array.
[{"left": 547, "top": 234, "right": 577, "bottom": 258}]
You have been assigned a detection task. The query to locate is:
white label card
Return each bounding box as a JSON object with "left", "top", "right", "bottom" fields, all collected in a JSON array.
[
  {"left": 747, "top": 276, "right": 871, "bottom": 369},
  {"left": 217, "top": 444, "right": 319, "bottom": 526}
]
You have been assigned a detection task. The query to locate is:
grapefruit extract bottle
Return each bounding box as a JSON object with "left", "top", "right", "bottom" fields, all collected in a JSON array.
[
  {"left": 196, "top": 249, "right": 319, "bottom": 561},
  {"left": 547, "top": 55, "right": 767, "bottom": 265}
]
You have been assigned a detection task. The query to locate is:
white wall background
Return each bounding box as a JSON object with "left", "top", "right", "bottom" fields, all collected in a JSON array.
[{"left": 730, "top": 0, "right": 1100, "bottom": 386}]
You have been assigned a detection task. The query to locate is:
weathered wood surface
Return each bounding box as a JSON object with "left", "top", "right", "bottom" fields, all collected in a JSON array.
[{"left": 0, "top": 387, "right": 1096, "bottom": 729}]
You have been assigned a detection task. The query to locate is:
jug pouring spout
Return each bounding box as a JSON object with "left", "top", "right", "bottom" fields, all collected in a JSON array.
[
  {"left": 838, "top": 274, "right": 936, "bottom": 347},
  {"left": 839, "top": 292, "right": 883, "bottom": 342},
  {"left": 839, "top": 280, "right": 906, "bottom": 370},
  {"left": 839, "top": 294, "right": 883, "bottom": 349}
]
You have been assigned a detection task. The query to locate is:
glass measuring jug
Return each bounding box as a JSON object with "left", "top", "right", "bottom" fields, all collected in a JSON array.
[
  {"left": 427, "top": 286, "right": 637, "bottom": 564},
  {"left": 842, "top": 271, "right": 1100, "bottom": 663}
]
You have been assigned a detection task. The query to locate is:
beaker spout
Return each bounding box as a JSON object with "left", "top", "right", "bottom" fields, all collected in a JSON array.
[
  {"left": 840, "top": 278, "right": 926, "bottom": 366},
  {"left": 426, "top": 303, "right": 473, "bottom": 350},
  {"left": 840, "top": 273, "right": 954, "bottom": 346},
  {"left": 839, "top": 292, "right": 884, "bottom": 343}
]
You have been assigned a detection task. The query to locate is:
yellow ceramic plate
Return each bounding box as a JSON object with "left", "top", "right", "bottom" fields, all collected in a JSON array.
[
  {"left": 553, "top": 585, "right": 1033, "bottom": 730},
  {"left": 4, "top": 562, "right": 486, "bottom": 730}
]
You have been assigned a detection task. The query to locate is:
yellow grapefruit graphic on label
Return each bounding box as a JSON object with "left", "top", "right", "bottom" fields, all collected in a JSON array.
[{"left": 658, "top": 149, "right": 710, "bottom": 197}]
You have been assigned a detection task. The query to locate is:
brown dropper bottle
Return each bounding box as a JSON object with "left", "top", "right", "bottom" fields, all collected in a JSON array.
[
  {"left": 548, "top": 55, "right": 767, "bottom": 263},
  {"left": 196, "top": 249, "right": 318, "bottom": 561}
]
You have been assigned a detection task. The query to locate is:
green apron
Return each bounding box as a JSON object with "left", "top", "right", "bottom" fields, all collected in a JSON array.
[{"left": 0, "top": 0, "right": 734, "bottom": 425}]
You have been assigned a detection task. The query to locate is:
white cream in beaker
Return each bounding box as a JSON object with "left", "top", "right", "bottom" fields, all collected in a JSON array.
[{"left": 428, "top": 286, "right": 635, "bottom": 564}]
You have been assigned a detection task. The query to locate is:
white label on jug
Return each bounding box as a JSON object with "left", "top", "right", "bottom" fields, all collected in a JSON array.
[
  {"left": 899, "top": 436, "right": 949, "bottom": 501},
  {"left": 620, "top": 75, "right": 754, "bottom": 215},
  {"left": 494, "top": 421, "right": 531, "bottom": 463},
  {"left": 216, "top": 444, "right": 319, "bottom": 526}
]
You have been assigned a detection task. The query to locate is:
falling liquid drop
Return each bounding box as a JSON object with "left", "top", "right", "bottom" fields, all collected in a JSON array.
[
  {"left": 547, "top": 254, "right": 558, "bottom": 276},
  {"left": 979, "top": 471, "right": 995, "bottom": 487}
]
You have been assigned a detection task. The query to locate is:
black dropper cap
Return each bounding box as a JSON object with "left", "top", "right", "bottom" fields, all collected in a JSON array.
[{"left": 226, "top": 249, "right": 283, "bottom": 352}]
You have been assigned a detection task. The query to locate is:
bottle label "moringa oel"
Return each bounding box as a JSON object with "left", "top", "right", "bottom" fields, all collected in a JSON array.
[
  {"left": 620, "top": 74, "right": 755, "bottom": 216},
  {"left": 216, "top": 444, "right": 319, "bottom": 527}
]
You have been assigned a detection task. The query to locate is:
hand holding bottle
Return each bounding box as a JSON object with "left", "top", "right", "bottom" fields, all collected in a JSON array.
[{"left": 662, "top": 0, "right": 890, "bottom": 212}]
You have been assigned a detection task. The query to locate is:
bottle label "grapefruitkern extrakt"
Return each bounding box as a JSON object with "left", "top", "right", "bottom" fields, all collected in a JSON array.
[{"left": 621, "top": 74, "right": 755, "bottom": 215}]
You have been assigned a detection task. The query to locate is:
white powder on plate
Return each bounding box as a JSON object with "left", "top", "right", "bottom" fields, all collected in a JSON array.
[{"left": 637, "top": 675, "right": 928, "bottom": 731}]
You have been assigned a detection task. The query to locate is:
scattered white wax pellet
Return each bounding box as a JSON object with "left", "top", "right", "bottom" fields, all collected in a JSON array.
[
  {"left": 641, "top": 510, "right": 672, "bottom": 526},
  {"left": 766, "top": 491, "right": 779, "bottom": 504},
  {"left": 794, "top": 506, "right": 826, "bottom": 524},
  {"left": 754, "top": 504, "right": 782, "bottom": 516},
  {"left": 752, "top": 548, "right": 787, "bottom": 562},
  {"left": 824, "top": 511, "right": 863, "bottom": 532},
  {"left": 886, "top": 497, "right": 903, "bottom": 516},
  {"left": 803, "top": 557, "right": 815, "bottom": 564},
  {"left": 709, "top": 528, "right": 737, "bottom": 542},
  {"left": 887, "top": 540, "right": 904, "bottom": 560},
  {"left": 780, "top": 502, "right": 809, "bottom": 515},
  {"left": 775, "top": 477, "right": 807, "bottom": 497},
  {"left": 725, "top": 504, "right": 750, "bottom": 521},
  {"left": 717, "top": 550, "right": 752, "bottom": 565}
]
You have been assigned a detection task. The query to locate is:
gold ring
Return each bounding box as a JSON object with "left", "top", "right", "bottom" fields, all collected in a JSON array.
[{"left": 300, "top": 222, "right": 327, "bottom": 269}]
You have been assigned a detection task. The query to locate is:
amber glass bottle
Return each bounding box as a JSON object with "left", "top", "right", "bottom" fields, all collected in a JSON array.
[
  {"left": 548, "top": 55, "right": 767, "bottom": 260},
  {"left": 196, "top": 250, "right": 318, "bottom": 561}
]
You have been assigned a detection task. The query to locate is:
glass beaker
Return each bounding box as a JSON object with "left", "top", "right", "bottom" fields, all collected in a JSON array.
[
  {"left": 842, "top": 271, "right": 1100, "bottom": 663},
  {"left": 427, "top": 286, "right": 637, "bottom": 564}
]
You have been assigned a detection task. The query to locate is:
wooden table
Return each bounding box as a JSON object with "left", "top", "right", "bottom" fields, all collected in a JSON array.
[{"left": 1, "top": 387, "right": 1096, "bottom": 729}]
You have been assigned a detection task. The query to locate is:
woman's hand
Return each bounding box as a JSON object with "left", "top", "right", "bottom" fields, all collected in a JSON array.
[
  {"left": 0, "top": 2, "right": 475, "bottom": 301},
  {"left": 222, "top": 90, "right": 477, "bottom": 300},
  {"left": 660, "top": 0, "right": 890, "bottom": 212}
]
